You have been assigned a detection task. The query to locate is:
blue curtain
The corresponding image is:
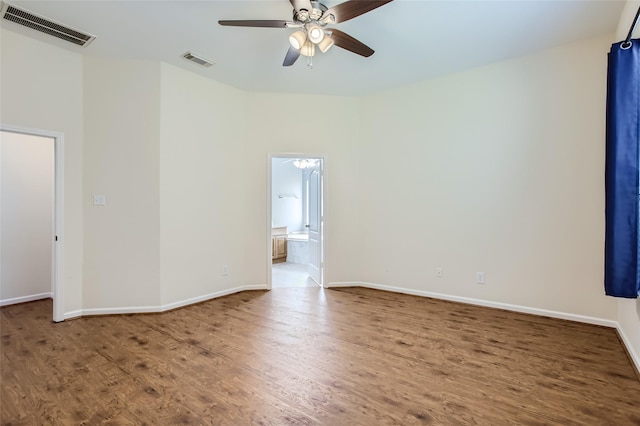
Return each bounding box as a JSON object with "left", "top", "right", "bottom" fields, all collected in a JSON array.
[{"left": 605, "top": 38, "right": 640, "bottom": 298}]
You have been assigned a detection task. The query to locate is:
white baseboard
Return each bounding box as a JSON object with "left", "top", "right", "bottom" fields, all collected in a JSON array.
[
  {"left": 0, "top": 292, "right": 52, "bottom": 307},
  {"left": 65, "top": 285, "right": 268, "bottom": 319},
  {"left": 327, "top": 281, "right": 360, "bottom": 288},
  {"left": 64, "top": 310, "right": 83, "bottom": 320},
  {"left": 617, "top": 323, "right": 640, "bottom": 376},
  {"left": 78, "top": 305, "right": 160, "bottom": 317},
  {"left": 327, "top": 281, "right": 618, "bottom": 328},
  {"left": 159, "top": 285, "right": 267, "bottom": 312}
]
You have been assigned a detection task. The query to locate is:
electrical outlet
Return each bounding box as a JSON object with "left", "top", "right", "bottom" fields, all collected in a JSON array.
[
  {"left": 436, "top": 268, "right": 443, "bottom": 278},
  {"left": 222, "top": 264, "right": 229, "bottom": 276},
  {"left": 476, "top": 272, "right": 485, "bottom": 284}
]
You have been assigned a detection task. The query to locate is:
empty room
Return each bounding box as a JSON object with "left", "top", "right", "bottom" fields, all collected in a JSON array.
[{"left": 1, "top": 0, "right": 639, "bottom": 424}]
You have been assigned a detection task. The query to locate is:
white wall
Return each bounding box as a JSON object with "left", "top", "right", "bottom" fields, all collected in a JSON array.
[
  {"left": 159, "top": 63, "right": 247, "bottom": 306},
  {"left": 614, "top": 0, "right": 640, "bottom": 371},
  {"left": 358, "top": 34, "right": 617, "bottom": 321},
  {"left": 244, "top": 93, "right": 363, "bottom": 285},
  {"left": 0, "top": 28, "right": 84, "bottom": 316},
  {"left": 83, "top": 57, "right": 161, "bottom": 310},
  {"left": 0, "top": 132, "right": 53, "bottom": 302},
  {"left": 272, "top": 159, "right": 304, "bottom": 231}
]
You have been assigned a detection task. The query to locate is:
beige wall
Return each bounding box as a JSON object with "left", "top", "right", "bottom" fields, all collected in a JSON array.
[
  {"left": 614, "top": 0, "right": 640, "bottom": 371},
  {"left": 359, "top": 34, "right": 617, "bottom": 320},
  {"left": 0, "top": 132, "right": 53, "bottom": 302},
  {"left": 159, "top": 63, "right": 247, "bottom": 305},
  {"left": 0, "top": 28, "right": 84, "bottom": 315},
  {"left": 83, "top": 57, "right": 161, "bottom": 309},
  {"left": 244, "top": 93, "right": 363, "bottom": 285}
]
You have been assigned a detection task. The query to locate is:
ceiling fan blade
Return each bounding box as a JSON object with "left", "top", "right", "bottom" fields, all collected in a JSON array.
[
  {"left": 218, "top": 20, "right": 290, "bottom": 28},
  {"left": 329, "top": 29, "right": 374, "bottom": 57},
  {"left": 283, "top": 46, "right": 301, "bottom": 66},
  {"left": 322, "top": 0, "right": 393, "bottom": 24},
  {"left": 290, "top": 0, "right": 313, "bottom": 14}
]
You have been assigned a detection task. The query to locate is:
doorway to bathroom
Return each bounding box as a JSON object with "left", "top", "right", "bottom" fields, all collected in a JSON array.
[{"left": 269, "top": 155, "right": 324, "bottom": 288}]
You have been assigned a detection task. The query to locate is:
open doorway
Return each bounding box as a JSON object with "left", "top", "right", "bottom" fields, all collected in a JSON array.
[
  {"left": 269, "top": 155, "right": 324, "bottom": 288},
  {"left": 0, "top": 126, "right": 64, "bottom": 322}
]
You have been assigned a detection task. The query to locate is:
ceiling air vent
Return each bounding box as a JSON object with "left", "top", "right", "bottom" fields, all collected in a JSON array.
[
  {"left": 182, "top": 52, "right": 215, "bottom": 68},
  {"left": 0, "top": 2, "right": 95, "bottom": 47}
]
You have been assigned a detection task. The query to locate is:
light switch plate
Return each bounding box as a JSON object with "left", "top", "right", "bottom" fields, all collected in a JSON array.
[{"left": 93, "top": 195, "right": 106, "bottom": 206}]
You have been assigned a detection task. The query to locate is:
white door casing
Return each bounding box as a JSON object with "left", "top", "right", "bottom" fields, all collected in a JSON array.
[
  {"left": 267, "top": 154, "right": 324, "bottom": 289},
  {"left": 0, "top": 125, "right": 64, "bottom": 322},
  {"left": 308, "top": 162, "right": 322, "bottom": 285}
]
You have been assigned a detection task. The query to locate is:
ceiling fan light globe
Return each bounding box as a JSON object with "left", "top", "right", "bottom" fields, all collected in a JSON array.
[
  {"left": 307, "top": 25, "right": 324, "bottom": 44},
  {"left": 289, "top": 30, "right": 306, "bottom": 50},
  {"left": 318, "top": 36, "right": 334, "bottom": 53},
  {"left": 300, "top": 41, "right": 315, "bottom": 57}
]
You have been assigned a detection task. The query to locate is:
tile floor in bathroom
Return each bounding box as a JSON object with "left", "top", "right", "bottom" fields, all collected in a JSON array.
[{"left": 271, "top": 262, "right": 319, "bottom": 288}]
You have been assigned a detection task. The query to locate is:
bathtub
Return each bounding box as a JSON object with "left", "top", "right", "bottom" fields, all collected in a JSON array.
[
  {"left": 287, "top": 231, "right": 309, "bottom": 263},
  {"left": 287, "top": 231, "right": 309, "bottom": 242}
]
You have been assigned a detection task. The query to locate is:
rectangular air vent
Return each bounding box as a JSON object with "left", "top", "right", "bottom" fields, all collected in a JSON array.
[
  {"left": 183, "top": 52, "right": 215, "bottom": 68},
  {"left": 1, "top": 2, "right": 95, "bottom": 47}
]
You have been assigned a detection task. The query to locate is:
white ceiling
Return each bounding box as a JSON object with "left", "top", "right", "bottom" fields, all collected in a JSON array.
[{"left": 1, "top": 0, "right": 625, "bottom": 96}]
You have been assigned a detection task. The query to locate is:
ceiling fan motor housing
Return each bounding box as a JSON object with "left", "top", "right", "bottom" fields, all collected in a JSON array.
[{"left": 293, "top": 1, "right": 327, "bottom": 24}]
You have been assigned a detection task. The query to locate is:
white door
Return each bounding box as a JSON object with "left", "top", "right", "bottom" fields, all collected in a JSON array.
[{"left": 308, "top": 162, "right": 323, "bottom": 285}]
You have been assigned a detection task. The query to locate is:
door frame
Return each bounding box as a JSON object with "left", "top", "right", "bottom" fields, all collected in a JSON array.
[
  {"left": 267, "top": 153, "right": 326, "bottom": 289},
  {"left": 1, "top": 124, "right": 65, "bottom": 322}
]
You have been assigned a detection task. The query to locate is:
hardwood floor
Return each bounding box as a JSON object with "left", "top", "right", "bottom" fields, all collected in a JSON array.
[{"left": 1, "top": 287, "right": 639, "bottom": 425}]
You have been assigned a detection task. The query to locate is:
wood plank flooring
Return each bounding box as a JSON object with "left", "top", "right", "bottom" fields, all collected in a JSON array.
[{"left": 1, "top": 287, "right": 639, "bottom": 425}]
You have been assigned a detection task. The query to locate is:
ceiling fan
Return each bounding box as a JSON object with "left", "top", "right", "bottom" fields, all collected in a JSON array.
[{"left": 218, "top": 0, "right": 393, "bottom": 66}]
